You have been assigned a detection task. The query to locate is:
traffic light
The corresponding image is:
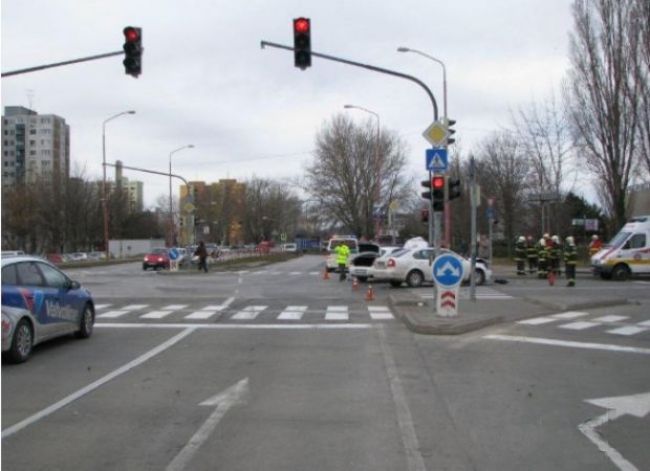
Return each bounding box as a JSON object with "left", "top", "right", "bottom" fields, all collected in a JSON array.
[
  {"left": 446, "top": 118, "right": 456, "bottom": 146},
  {"left": 122, "top": 26, "right": 142, "bottom": 78},
  {"left": 420, "top": 208, "right": 429, "bottom": 223},
  {"left": 432, "top": 175, "right": 445, "bottom": 211},
  {"left": 421, "top": 179, "right": 432, "bottom": 200},
  {"left": 293, "top": 17, "right": 311, "bottom": 70},
  {"left": 448, "top": 178, "right": 461, "bottom": 201}
]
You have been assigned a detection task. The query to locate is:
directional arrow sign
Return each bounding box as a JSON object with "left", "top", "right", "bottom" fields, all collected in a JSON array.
[
  {"left": 166, "top": 378, "right": 250, "bottom": 471},
  {"left": 432, "top": 253, "right": 465, "bottom": 317},
  {"left": 579, "top": 391, "right": 650, "bottom": 471}
]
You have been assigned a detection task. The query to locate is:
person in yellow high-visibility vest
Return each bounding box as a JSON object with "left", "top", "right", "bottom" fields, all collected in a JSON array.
[{"left": 334, "top": 243, "right": 350, "bottom": 281}]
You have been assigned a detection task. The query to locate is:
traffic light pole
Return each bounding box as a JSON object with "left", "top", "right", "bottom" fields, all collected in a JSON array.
[
  {"left": 1, "top": 51, "right": 123, "bottom": 77},
  {"left": 260, "top": 40, "right": 440, "bottom": 249}
]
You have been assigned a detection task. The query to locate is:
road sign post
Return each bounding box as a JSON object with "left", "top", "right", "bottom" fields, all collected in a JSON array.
[{"left": 432, "top": 253, "right": 465, "bottom": 317}]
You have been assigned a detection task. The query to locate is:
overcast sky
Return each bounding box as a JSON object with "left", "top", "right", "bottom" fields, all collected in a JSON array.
[{"left": 2, "top": 0, "right": 576, "bottom": 207}]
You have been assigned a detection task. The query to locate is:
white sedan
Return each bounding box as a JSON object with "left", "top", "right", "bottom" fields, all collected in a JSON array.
[{"left": 369, "top": 247, "right": 492, "bottom": 288}]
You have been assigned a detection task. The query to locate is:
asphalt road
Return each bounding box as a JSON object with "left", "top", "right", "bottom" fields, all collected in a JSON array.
[{"left": 2, "top": 255, "right": 648, "bottom": 470}]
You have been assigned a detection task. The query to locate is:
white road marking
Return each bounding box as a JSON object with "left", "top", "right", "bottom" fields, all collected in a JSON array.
[
  {"left": 517, "top": 317, "right": 557, "bottom": 325},
  {"left": 97, "top": 310, "right": 129, "bottom": 319},
  {"left": 166, "top": 378, "right": 249, "bottom": 471},
  {"left": 559, "top": 321, "right": 600, "bottom": 331},
  {"left": 121, "top": 304, "right": 149, "bottom": 311},
  {"left": 289, "top": 271, "right": 302, "bottom": 275},
  {"left": 606, "top": 326, "right": 648, "bottom": 336},
  {"left": 309, "top": 271, "right": 320, "bottom": 276},
  {"left": 325, "top": 305, "right": 349, "bottom": 321},
  {"left": 184, "top": 298, "right": 235, "bottom": 320},
  {"left": 231, "top": 305, "right": 267, "bottom": 320},
  {"left": 484, "top": 334, "right": 650, "bottom": 355},
  {"left": 161, "top": 304, "right": 188, "bottom": 311},
  {"left": 592, "top": 315, "right": 629, "bottom": 323},
  {"left": 1, "top": 328, "right": 196, "bottom": 439},
  {"left": 278, "top": 305, "right": 307, "bottom": 320},
  {"left": 141, "top": 310, "right": 174, "bottom": 319},
  {"left": 637, "top": 320, "right": 650, "bottom": 327},
  {"left": 551, "top": 311, "right": 589, "bottom": 319},
  {"left": 368, "top": 306, "right": 394, "bottom": 320},
  {"left": 96, "top": 323, "right": 371, "bottom": 330},
  {"left": 376, "top": 325, "right": 427, "bottom": 471},
  {"left": 94, "top": 304, "right": 112, "bottom": 310}
]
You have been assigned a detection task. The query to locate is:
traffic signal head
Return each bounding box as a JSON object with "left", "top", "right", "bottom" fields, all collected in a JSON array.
[
  {"left": 446, "top": 118, "right": 456, "bottom": 146},
  {"left": 448, "top": 178, "right": 461, "bottom": 200},
  {"left": 420, "top": 208, "right": 429, "bottom": 223},
  {"left": 293, "top": 17, "right": 311, "bottom": 70},
  {"left": 421, "top": 179, "right": 432, "bottom": 200},
  {"left": 432, "top": 175, "right": 445, "bottom": 211},
  {"left": 123, "top": 26, "right": 142, "bottom": 78}
]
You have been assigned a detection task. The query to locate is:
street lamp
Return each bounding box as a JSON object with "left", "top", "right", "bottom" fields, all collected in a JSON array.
[
  {"left": 102, "top": 110, "right": 135, "bottom": 261},
  {"left": 168, "top": 144, "right": 194, "bottom": 246},
  {"left": 343, "top": 104, "right": 382, "bottom": 239},
  {"left": 397, "top": 46, "right": 451, "bottom": 247}
]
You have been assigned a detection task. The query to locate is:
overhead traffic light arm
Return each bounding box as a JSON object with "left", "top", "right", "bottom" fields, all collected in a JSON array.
[{"left": 1, "top": 51, "right": 123, "bottom": 78}]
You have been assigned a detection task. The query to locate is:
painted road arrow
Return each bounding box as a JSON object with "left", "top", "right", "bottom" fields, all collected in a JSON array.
[
  {"left": 579, "top": 391, "right": 650, "bottom": 471},
  {"left": 166, "top": 378, "right": 250, "bottom": 471}
]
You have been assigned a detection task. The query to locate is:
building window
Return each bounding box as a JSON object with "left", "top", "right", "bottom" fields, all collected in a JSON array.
[
  {"left": 29, "top": 140, "right": 36, "bottom": 146},
  {"left": 29, "top": 129, "right": 36, "bottom": 135}
]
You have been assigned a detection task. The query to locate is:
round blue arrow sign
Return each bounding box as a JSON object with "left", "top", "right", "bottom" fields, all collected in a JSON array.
[
  {"left": 432, "top": 254, "right": 464, "bottom": 287},
  {"left": 168, "top": 248, "right": 180, "bottom": 260}
]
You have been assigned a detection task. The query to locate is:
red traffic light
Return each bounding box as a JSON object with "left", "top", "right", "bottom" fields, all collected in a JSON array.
[
  {"left": 123, "top": 27, "right": 140, "bottom": 42},
  {"left": 294, "top": 18, "right": 310, "bottom": 33},
  {"left": 432, "top": 176, "right": 445, "bottom": 189}
]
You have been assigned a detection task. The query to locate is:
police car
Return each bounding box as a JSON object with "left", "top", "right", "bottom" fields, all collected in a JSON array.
[{"left": 1, "top": 256, "right": 95, "bottom": 363}]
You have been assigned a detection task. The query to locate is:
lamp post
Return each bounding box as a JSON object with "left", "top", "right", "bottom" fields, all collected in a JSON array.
[
  {"left": 168, "top": 145, "right": 194, "bottom": 246},
  {"left": 344, "top": 104, "right": 381, "bottom": 239},
  {"left": 397, "top": 47, "right": 451, "bottom": 247},
  {"left": 102, "top": 110, "right": 135, "bottom": 261}
]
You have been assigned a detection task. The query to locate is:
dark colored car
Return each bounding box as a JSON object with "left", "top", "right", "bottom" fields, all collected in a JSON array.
[
  {"left": 143, "top": 248, "right": 170, "bottom": 270},
  {"left": 1, "top": 256, "right": 95, "bottom": 363}
]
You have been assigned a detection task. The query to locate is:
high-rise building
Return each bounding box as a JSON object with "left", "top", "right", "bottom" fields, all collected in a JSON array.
[
  {"left": 1, "top": 106, "right": 70, "bottom": 185},
  {"left": 115, "top": 160, "right": 144, "bottom": 212}
]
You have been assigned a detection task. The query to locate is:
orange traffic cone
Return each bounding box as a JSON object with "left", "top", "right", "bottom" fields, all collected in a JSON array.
[
  {"left": 365, "top": 284, "right": 375, "bottom": 301},
  {"left": 323, "top": 267, "right": 330, "bottom": 280},
  {"left": 352, "top": 277, "right": 359, "bottom": 290}
]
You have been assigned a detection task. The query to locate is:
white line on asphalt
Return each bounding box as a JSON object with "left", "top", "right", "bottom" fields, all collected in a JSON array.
[
  {"left": 94, "top": 304, "right": 111, "bottom": 310},
  {"left": 559, "top": 321, "right": 600, "bottom": 331},
  {"left": 592, "top": 315, "right": 629, "bottom": 323},
  {"left": 232, "top": 305, "right": 266, "bottom": 320},
  {"left": 368, "top": 306, "right": 394, "bottom": 320},
  {"left": 483, "top": 334, "right": 650, "bottom": 355},
  {"left": 278, "top": 305, "right": 308, "bottom": 320},
  {"left": 184, "top": 297, "right": 235, "bottom": 320},
  {"left": 141, "top": 310, "right": 174, "bottom": 319},
  {"left": 376, "top": 325, "right": 427, "bottom": 471},
  {"left": 1, "top": 328, "right": 196, "bottom": 439},
  {"left": 325, "top": 305, "right": 349, "bottom": 321},
  {"left": 638, "top": 320, "right": 650, "bottom": 327},
  {"left": 551, "top": 311, "right": 589, "bottom": 319},
  {"left": 95, "top": 323, "right": 371, "bottom": 330},
  {"left": 97, "top": 310, "right": 129, "bottom": 319},
  {"left": 517, "top": 317, "right": 557, "bottom": 325},
  {"left": 606, "top": 326, "right": 648, "bottom": 336},
  {"left": 162, "top": 304, "right": 188, "bottom": 311}
]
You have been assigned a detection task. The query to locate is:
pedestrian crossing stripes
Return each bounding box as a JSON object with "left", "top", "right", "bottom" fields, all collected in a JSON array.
[
  {"left": 418, "top": 287, "right": 514, "bottom": 300},
  {"left": 95, "top": 302, "right": 395, "bottom": 322},
  {"left": 517, "top": 311, "right": 650, "bottom": 337}
]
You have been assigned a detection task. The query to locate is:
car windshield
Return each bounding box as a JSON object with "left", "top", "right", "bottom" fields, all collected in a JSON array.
[
  {"left": 151, "top": 248, "right": 167, "bottom": 254},
  {"left": 390, "top": 248, "right": 410, "bottom": 258},
  {"left": 607, "top": 231, "right": 631, "bottom": 248}
]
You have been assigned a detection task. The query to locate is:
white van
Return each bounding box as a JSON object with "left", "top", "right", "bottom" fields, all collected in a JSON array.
[
  {"left": 591, "top": 215, "right": 650, "bottom": 280},
  {"left": 325, "top": 235, "right": 359, "bottom": 272}
]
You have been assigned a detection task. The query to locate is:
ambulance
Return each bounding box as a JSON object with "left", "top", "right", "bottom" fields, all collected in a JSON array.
[{"left": 591, "top": 215, "right": 650, "bottom": 280}]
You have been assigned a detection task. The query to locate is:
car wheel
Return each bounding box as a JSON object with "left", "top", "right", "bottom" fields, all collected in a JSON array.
[
  {"left": 76, "top": 304, "right": 94, "bottom": 339},
  {"left": 600, "top": 272, "right": 612, "bottom": 280},
  {"left": 389, "top": 280, "right": 403, "bottom": 288},
  {"left": 474, "top": 268, "right": 486, "bottom": 286},
  {"left": 611, "top": 264, "right": 631, "bottom": 281},
  {"left": 142, "top": 264, "right": 148, "bottom": 271},
  {"left": 9, "top": 319, "right": 33, "bottom": 363},
  {"left": 406, "top": 270, "right": 424, "bottom": 288}
]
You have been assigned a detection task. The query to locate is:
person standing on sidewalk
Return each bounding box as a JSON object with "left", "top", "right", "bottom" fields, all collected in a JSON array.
[
  {"left": 194, "top": 240, "right": 208, "bottom": 273},
  {"left": 334, "top": 243, "right": 350, "bottom": 282},
  {"left": 564, "top": 236, "right": 577, "bottom": 287}
]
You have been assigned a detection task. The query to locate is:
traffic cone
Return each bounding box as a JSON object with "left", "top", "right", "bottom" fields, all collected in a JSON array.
[
  {"left": 323, "top": 267, "right": 330, "bottom": 280},
  {"left": 352, "top": 277, "right": 359, "bottom": 290},
  {"left": 548, "top": 271, "right": 556, "bottom": 286},
  {"left": 365, "top": 284, "right": 375, "bottom": 301}
]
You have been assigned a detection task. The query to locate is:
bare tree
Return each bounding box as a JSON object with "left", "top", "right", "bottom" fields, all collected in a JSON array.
[
  {"left": 305, "top": 114, "right": 410, "bottom": 238},
  {"left": 565, "top": 0, "right": 641, "bottom": 228},
  {"left": 629, "top": 0, "right": 650, "bottom": 174}
]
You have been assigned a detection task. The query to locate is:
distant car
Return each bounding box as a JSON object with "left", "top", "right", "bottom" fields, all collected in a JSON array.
[
  {"left": 1, "top": 250, "right": 25, "bottom": 258},
  {"left": 281, "top": 243, "right": 298, "bottom": 252},
  {"left": 369, "top": 247, "right": 492, "bottom": 288},
  {"left": 1, "top": 256, "right": 95, "bottom": 363},
  {"left": 68, "top": 252, "right": 88, "bottom": 262},
  {"left": 143, "top": 248, "right": 170, "bottom": 270},
  {"left": 348, "top": 243, "right": 382, "bottom": 281}
]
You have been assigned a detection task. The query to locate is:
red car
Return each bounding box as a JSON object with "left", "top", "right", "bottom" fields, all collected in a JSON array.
[{"left": 142, "top": 248, "right": 170, "bottom": 270}]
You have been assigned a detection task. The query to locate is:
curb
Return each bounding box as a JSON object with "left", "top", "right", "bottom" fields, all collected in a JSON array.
[{"left": 522, "top": 297, "right": 630, "bottom": 312}]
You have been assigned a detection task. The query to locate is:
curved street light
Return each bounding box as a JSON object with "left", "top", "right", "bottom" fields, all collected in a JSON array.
[
  {"left": 169, "top": 144, "right": 195, "bottom": 246},
  {"left": 102, "top": 110, "right": 135, "bottom": 260}
]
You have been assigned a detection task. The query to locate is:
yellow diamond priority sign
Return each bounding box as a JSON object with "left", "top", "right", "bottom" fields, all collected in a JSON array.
[{"left": 422, "top": 120, "right": 448, "bottom": 147}]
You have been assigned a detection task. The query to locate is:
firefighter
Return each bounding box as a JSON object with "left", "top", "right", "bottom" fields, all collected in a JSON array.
[
  {"left": 564, "top": 236, "right": 577, "bottom": 287},
  {"left": 537, "top": 237, "right": 548, "bottom": 279},
  {"left": 526, "top": 235, "right": 538, "bottom": 274},
  {"left": 589, "top": 234, "right": 602, "bottom": 257},
  {"left": 549, "top": 235, "right": 562, "bottom": 276},
  {"left": 515, "top": 236, "right": 527, "bottom": 275}
]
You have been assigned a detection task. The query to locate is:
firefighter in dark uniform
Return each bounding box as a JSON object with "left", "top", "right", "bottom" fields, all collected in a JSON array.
[
  {"left": 515, "top": 236, "right": 527, "bottom": 275},
  {"left": 537, "top": 237, "right": 548, "bottom": 279},
  {"left": 564, "top": 236, "right": 577, "bottom": 287},
  {"left": 526, "top": 235, "right": 538, "bottom": 274},
  {"left": 549, "top": 235, "right": 562, "bottom": 276}
]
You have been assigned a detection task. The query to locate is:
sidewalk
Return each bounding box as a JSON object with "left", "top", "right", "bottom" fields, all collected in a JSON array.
[{"left": 389, "top": 265, "right": 630, "bottom": 335}]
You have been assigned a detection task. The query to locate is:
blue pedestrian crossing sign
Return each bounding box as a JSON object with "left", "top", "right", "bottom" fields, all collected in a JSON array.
[
  {"left": 432, "top": 253, "right": 464, "bottom": 288},
  {"left": 426, "top": 148, "right": 448, "bottom": 172}
]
